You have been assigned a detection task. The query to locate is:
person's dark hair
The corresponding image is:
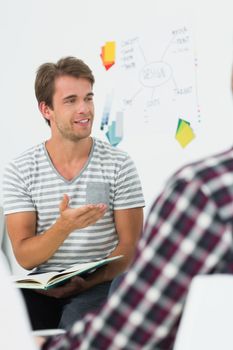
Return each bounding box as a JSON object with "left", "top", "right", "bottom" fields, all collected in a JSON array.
[{"left": 35, "top": 56, "right": 95, "bottom": 126}]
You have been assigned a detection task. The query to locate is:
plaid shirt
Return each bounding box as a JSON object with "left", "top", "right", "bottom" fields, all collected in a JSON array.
[{"left": 43, "top": 147, "right": 233, "bottom": 350}]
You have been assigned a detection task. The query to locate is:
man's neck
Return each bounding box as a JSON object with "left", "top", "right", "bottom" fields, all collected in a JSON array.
[{"left": 45, "top": 137, "right": 93, "bottom": 181}]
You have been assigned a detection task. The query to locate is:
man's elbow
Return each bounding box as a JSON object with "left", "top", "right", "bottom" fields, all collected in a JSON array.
[
  {"left": 13, "top": 245, "right": 38, "bottom": 270},
  {"left": 15, "top": 254, "right": 37, "bottom": 270}
]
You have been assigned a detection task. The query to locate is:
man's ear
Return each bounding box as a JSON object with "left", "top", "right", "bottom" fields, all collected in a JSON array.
[{"left": 39, "top": 102, "right": 52, "bottom": 123}]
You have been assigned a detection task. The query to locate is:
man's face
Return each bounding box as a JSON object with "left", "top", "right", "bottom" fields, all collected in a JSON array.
[{"left": 48, "top": 75, "right": 94, "bottom": 142}]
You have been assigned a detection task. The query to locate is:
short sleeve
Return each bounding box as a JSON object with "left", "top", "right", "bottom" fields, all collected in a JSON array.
[
  {"left": 113, "top": 155, "right": 145, "bottom": 210},
  {"left": 3, "top": 161, "right": 35, "bottom": 214}
]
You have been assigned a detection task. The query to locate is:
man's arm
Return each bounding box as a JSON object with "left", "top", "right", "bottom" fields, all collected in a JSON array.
[
  {"left": 84, "top": 207, "right": 144, "bottom": 281},
  {"left": 39, "top": 207, "right": 143, "bottom": 299},
  {"left": 6, "top": 194, "right": 107, "bottom": 270}
]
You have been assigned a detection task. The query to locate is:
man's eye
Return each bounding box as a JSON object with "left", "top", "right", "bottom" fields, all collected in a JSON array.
[
  {"left": 65, "top": 98, "right": 75, "bottom": 104},
  {"left": 86, "top": 96, "right": 93, "bottom": 102}
]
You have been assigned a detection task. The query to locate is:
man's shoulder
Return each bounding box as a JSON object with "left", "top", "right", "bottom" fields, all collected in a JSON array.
[
  {"left": 6, "top": 143, "right": 45, "bottom": 169},
  {"left": 168, "top": 147, "right": 233, "bottom": 187}
]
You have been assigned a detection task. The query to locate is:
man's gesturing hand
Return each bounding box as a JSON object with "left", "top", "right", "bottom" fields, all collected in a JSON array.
[{"left": 58, "top": 194, "right": 107, "bottom": 232}]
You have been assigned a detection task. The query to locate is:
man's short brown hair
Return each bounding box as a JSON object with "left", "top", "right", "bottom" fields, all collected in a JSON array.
[{"left": 35, "top": 56, "right": 95, "bottom": 125}]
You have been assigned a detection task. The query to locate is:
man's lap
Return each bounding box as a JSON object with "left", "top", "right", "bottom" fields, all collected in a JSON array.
[
  {"left": 22, "top": 281, "right": 112, "bottom": 330},
  {"left": 59, "top": 281, "right": 112, "bottom": 329}
]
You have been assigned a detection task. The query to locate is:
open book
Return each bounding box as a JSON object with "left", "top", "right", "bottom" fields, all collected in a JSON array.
[{"left": 11, "top": 255, "right": 122, "bottom": 290}]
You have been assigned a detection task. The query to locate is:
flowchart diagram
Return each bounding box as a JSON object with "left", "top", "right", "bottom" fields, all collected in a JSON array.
[{"left": 99, "top": 23, "right": 199, "bottom": 148}]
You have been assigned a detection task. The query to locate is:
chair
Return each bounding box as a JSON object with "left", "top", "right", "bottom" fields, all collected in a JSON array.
[
  {"left": 0, "top": 206, "right": 27, "bottom": 274},
  {"left": 173, "top": 274, "right": 233, "bottom": 350}
]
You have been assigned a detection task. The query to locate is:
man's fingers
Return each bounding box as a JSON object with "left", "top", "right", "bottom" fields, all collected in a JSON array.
[
  {"left": 77, "top": 204, "right": 107, "bottom": 224},
  {"left": 82, "top": 203, "right": 107, "bottom": 211},
  {"left": 59, "top": 202, "right": 107, "bottom": 230},
  {"left": 36, "top": 276, "right": 86, "bottom": 298},
  {"left": 75, "top": 203, "right": 107, "bottom": 218}
]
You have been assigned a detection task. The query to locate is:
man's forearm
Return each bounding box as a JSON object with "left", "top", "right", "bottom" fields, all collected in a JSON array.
[
  {"left": 8, "top": 202, "right": 107, "bottom": 270},
  {"left": 13, "top": 218, "right": 72, "bottom": 270}
]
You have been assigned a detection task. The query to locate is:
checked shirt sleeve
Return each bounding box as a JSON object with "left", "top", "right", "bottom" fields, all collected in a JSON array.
[{"left": 43, "top": 178, "right": 231, "bottom": 350}]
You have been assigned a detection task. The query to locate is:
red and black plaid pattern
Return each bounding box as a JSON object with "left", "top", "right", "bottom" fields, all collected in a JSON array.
[{"left": 43, "top": 147, "right": 233, "bottom": 350}]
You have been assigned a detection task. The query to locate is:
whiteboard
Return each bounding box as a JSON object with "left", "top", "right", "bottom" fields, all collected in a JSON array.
[{"left": 0, "top": 0, "right": 233, "bottom": 216}]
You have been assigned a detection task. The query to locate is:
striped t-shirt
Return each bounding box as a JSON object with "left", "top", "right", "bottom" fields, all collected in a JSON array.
[{"left": 3, "top": 138, "right": 145, "bottom": 272}]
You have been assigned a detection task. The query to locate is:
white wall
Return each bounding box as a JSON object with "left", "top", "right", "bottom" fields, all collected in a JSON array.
[{"left": 0, "top": 0, "right": 233, "bottom": 215}]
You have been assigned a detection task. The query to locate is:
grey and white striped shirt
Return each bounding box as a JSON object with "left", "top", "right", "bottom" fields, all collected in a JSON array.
[{"left": 3, "top": 138, "right": 145, "bottom": 272}]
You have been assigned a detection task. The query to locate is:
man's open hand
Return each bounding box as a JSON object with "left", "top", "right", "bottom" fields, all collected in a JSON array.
[{"left": 58, "top": 194, "right": 107, "bottom": 232}]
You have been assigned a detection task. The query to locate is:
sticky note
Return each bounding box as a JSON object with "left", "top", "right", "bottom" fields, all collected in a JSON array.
[
  {"left": 175, "top": 118, "right": 195, "bottom": 148},
  {"left": 100, "top": 41, "right": 116, "bottom": 70}
]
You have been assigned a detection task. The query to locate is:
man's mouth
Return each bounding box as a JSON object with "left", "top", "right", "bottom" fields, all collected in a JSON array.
[{"left": 74, "top": 118, "right": 90, "bottom": 125}]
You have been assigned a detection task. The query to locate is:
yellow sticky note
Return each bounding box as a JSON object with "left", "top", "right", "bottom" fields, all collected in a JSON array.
[
  {"left": 104, "top": 41, "right": 115, "bottom": 62},
  {"left": 175, "top": 121, "right": 195, "bottom": 148}
]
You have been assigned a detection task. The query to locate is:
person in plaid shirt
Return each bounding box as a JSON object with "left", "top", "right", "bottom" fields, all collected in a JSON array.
[{"left": 41, "top": 146, "right": 233, "bottom": 349}]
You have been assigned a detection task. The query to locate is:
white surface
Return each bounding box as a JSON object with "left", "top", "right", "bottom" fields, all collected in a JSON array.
[
  {"left": 0, "top": 207, "right": 4, "bottom": 246},
  {"left": 174, "top": 275, "right": 233, "bottom": 350},
  {"left": 1, "top": 0, "right": 233, "bottom": 270},
  {"left": 0, "top": 252, "right": 38, "bottom": 350},
  {"left": 0, "top": 0, "right": 233, "bottom": 214},
  {"left": 0, "top": 206, "right": 27, "bottom": 274}
]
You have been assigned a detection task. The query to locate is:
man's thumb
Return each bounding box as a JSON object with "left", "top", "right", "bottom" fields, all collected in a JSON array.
[{"left": 59, "top": 194, "right": 69, "bottom": 212}]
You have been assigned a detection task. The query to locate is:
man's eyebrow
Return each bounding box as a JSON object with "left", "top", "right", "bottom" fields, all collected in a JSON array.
[
  {"left": 87, "top": 92, "right": 94, "bottom": 97},
  {"left": 63, "top": 92, "right": 94, "bottom": 101},
  {"left": 63, "top": 94, "right": 77, "bottom": 101}
]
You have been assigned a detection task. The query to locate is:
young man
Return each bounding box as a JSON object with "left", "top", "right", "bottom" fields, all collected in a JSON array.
[{"left": 3, "top": 57, "right": 145, "bottom": 330}]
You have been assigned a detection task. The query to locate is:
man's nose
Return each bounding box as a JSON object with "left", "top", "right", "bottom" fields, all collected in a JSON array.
[{"left": 76, "top": 100, "right": 88, "bottom": 113}]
